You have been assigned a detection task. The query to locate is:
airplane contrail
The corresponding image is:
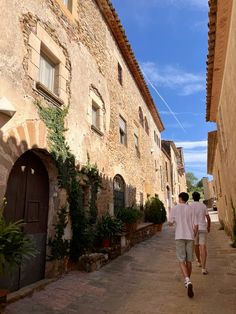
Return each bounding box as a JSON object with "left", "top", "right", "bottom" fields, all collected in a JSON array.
[{"left": 141, "top": 68, "right": 187, "bottom": 133}]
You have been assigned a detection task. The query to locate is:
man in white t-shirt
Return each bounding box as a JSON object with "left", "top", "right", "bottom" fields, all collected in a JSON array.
[
  {"left": 169, "top": 192, "right": 198, "bottom": 298},
  {"left": 191, "top": 192, "right": 211, "bottom": 275}
]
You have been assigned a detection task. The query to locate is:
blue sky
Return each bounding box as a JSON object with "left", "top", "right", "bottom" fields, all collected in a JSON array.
[{"left": 112, "top": 0, "right": 216, "bottom": 179}]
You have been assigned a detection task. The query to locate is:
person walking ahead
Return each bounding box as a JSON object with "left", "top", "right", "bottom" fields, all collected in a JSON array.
[
  {"left": 191, "top": 191, "right": 211, "bottom": 275},
  {"left": 168, "top": 192, "right": 198, "bottom": 298}
]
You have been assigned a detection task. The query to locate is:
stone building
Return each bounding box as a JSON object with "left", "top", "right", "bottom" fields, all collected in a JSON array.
[
  {"left": 202, "top": 177, "right": 215, "bottom": 206},
  {"left": 206, "top": 0, "right": 236, "bottom": 237},
  {"left": 161, "top": 140, "right": 187, "bottom": 215},
  {"left": 0, "top": 0, "right": 167, "bottom": 289}
]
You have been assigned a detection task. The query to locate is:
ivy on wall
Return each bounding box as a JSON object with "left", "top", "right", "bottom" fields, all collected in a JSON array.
[
  {"left": 80, "top": 155, "right": 103, "bottom": 224},
  {"left": 35, "top": 101, "right": 102, "bottom": 260}
]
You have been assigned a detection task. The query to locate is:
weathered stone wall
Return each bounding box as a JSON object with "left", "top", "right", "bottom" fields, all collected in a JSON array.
[
  {"left": 0, "top": 0, "right": 164, "bottom": 222},
  {"left": 211, "top": 0, "right": 236, "bottom": 238},
  {"left": 161, "top": 150, "right": 172, "bottom": 212}
]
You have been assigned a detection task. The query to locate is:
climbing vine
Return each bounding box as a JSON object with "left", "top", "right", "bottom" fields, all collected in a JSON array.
[
  {"left": 48, "top": 207, "right": 70, "bottom": 260},
  {"left": 35, "top": 100, "right": 102, "bottom": 260},
  {"left": 80, "top": 155, "right": 103, "bottom": 224}
]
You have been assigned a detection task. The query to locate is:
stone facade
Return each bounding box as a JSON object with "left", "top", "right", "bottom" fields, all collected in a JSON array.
[
  {"left": 0, "top": 0, "right": 186, "bottom": 286},
  {"left": 202, "top": 177, "right": 215, "bottom": 201},
  {"left": 206, "top": 0, "right": 236, "bottom": 237},
  {"left": 161, "top": 141, "right": 187, "bottom": 215}
]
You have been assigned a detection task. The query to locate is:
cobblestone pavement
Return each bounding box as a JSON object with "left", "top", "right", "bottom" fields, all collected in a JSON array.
[{"left": 6, "top": 210, "right": 236, "bottom": 314}]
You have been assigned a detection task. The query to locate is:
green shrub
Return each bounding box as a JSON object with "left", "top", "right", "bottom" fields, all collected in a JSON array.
[
  {"left": 48, "top": 207, "right": 70, "bottom": 260},
  {"left": 145, "top": 197, "right": 167, "bottom": 224},
  {"left": 116, "top": 207, "right": 142, "bottom": 224},
  {"left": 96, "top": 214, "right": 123, "bottom": 240},
  {"left": 0, "top": 199, "right": 36, "bottom": 274}
]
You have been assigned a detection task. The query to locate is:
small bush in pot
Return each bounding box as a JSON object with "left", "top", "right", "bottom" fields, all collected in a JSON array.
[
  {"left": 96, "top": 214, "right": 123, "bottom": 247},
  {"left": 116, "top": 207, "right": 142, "bottom": 233},
  {"left": 0, "top": 199, "right": 36, "bottom": 306},
  {"left": 145, "top": 197, "right": 167, "bottom": 228},
  {"left": 116, "top": 207, "right": 142, "bottom": 224}
]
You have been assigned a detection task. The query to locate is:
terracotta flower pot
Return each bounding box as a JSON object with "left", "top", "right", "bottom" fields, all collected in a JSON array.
[
  {"left": 156, "top": 224, "right": 163, "bottom": 232},
  {"left": 0, "top": 289, "right": 8, "bottom": 312},
  {"left": 102, "top": 239, "right": 110, "bottom": 248}
]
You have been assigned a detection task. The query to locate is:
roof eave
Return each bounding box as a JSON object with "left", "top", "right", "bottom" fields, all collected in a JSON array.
[{"left": 95, "top": 0, "right": 164, "bottom": 132}]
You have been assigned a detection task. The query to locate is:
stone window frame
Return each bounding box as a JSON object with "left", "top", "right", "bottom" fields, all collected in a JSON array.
[
  {"left": 89, "top": 89, "right": 105, "bottom": 136},
  {"left": 218, "top": 106, "right": 227, "bottom": 153},
  {"left": 118, "top": 62, "right": 123, "bottom": 86},
  {"left": 28, "top": 23, "right": 69, "bottom": 106},
  {"left": 134, "top": 122, "right": 140, "bottom": 157},
  {"left": 119, "top": 115, "right": 127, "bottom": 146},
  {"left": 144, "top": 117, "right": 149, "bottom": 135},
  {"left": 138, "top": 107, "right": 144, "bottom": 127},
  {"left": 160, "top": 165, "right": 164, "bottom": 191},
  {"left": 55, "top": 0, "right": 78, "bottom": 21}
]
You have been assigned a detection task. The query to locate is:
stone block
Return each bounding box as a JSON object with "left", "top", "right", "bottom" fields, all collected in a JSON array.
[
  {"left": 55, "top": 75, "right": 67, "bottom": 92},
  {"left": 58, "top": 88, "right": 68, "bottom": 105},
  {"left": 28, "top": 61, "right": 39, "bottom": 81},
  {"left": 31, "top": 48, "right": 40, "bottom": 68},
  {"left": 37, "top": 24, "right": 66, "bottom": 65},
  {"left": 27, "top": 121, "right": 36, "bottom": 147},
  {"left": 59, "top": 64, "right": 70, "bottom": 81},
  {"left": 29, "top": 32, "right": 41, "bottom": 53}
]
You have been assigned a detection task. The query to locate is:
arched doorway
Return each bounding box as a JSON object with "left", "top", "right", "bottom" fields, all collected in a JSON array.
[
  {"left": 113, "top": 175, "right": 125, "bottom": 215},
  {"left": 1, "top": 150, "right": 49, "bottom": 291}
]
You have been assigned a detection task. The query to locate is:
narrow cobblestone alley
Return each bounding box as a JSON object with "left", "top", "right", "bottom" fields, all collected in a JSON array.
[{"left": 5, "top": 211, "right": 236, "bottom": 314}]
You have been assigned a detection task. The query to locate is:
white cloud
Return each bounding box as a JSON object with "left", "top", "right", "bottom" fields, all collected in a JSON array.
[
  {"left": 141, "top": 62, "right": 205, "bottom": 96},
  {"left": 175, "top": 140, "right": 207, "bottom": 149},
  {"left": 175, "top": 140, "right": 208, "bottom": 177},
  {"left": 146, "top": 0, "right": 208, "bottom": 10},
  {"left": 184, "top": 151, "right": 207, "bottom": 163}
]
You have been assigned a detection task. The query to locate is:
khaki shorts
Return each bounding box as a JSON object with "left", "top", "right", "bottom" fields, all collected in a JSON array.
[
  {"left": 176, "top": 240, "right": 194, "bottom": 262},
  {"left": 195, "top": 231, "right": 207, "bottom": 245}
]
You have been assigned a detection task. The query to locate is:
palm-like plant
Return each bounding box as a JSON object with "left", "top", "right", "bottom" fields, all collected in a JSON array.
[{"left": 0, "top": 199, "right": 36, "bottom": 275}]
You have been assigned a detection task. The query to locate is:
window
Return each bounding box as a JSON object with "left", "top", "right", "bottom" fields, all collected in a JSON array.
[
  {"left": 90, "top": 89, "right": 105, "bottom": 136},
  {"left": 92, "top": 102, "right": 99, "bottom": 129},
  {"left": 165, "top": 161, "right": 168, "bottom": 182},
  {"left": 118, "top": 62, "right": 123, "bottom": 85},
  {"left": 160, "top": 166, "right": 164, "bottom": 191},
  {"left": 144, "top": 117, "right": 149, "bottom": 135},
  {"left": 134, "top": 133, "right": 139, "bottom": 148},
  {"left": 218, "top": 107, "right": 227, "bottom": 152},
  {"left": 139, "top": 107, "right": 144, "bottom": 127},
  {"left": 62, "top": 0, "right": 72, "bottom": 11},
  {"left": 154, "top": 130, "right": 160, "bottom": 147},
  {"left": 39, "top": 53, "right": 56, "bottom": 93},
  {"left": 134, "top": 125, "right": 139, "bottom": 148},
  {"left": 119, "top": 115, "right": 127, "bottom": 145}
]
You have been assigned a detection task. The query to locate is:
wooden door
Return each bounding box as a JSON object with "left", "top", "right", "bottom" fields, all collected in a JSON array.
[{"left": 1, "top": 150, "right": 49, "bottom": 291}]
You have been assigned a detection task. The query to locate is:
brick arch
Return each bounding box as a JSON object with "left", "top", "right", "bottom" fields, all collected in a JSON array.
[{"left": 0, "top": 119, "right": 48, "bottom": 198}]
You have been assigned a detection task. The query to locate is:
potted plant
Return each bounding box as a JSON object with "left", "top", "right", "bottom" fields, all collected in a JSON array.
[
  {"left": 0, "top": 199, "right": 36, "bottom": 311},
  {"left": 116, "top": 207, "right": 142, "bottom": 234},
  {"left": 145, "top": 197, "right": 167, "bottom": 231},
  {"left": 96, "top": 214, "right": 122, "bottom": 247}
]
